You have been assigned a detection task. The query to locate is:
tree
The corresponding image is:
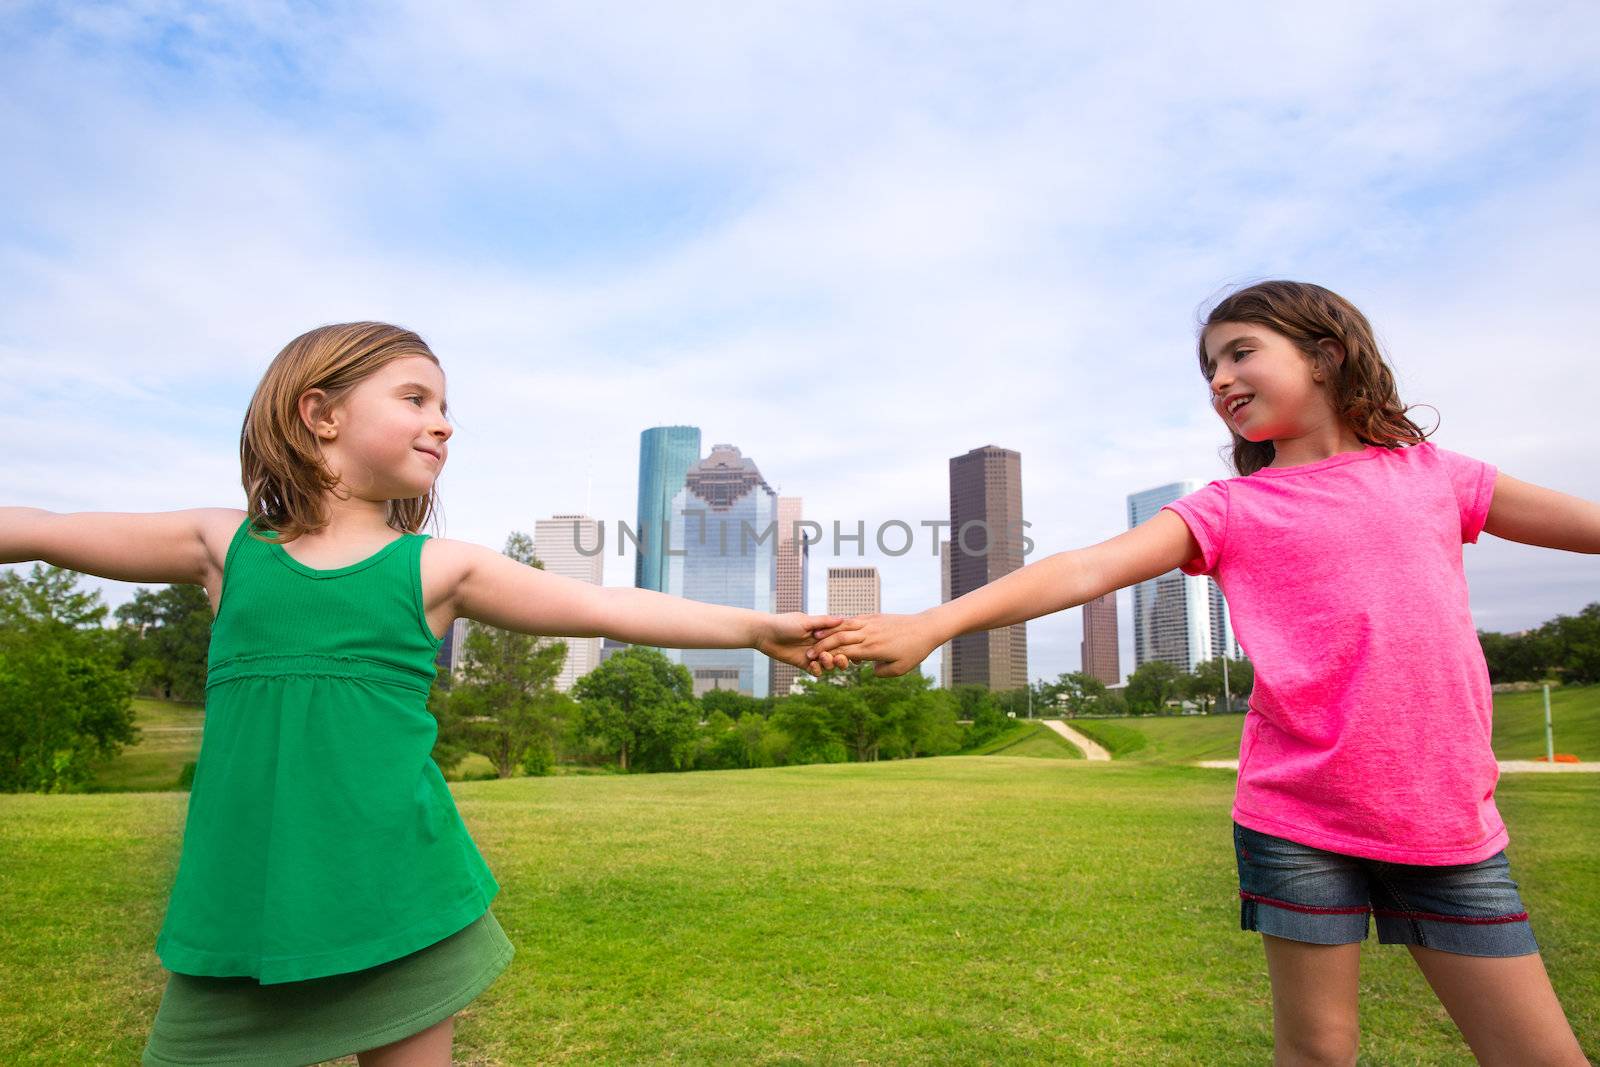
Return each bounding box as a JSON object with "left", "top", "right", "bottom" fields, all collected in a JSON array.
[
  {"left": 115, "top": 584, "right": 212, "bottom": 702},
  {"left": 572, "top": 646, "right": 699, "bottom": 772},
  {"left": 700, "top": 687, "right": 770, "bottom": 720},
  {"left": 1126, "top": 660, "right": 1182, "bottom": 715},
  {"left": 0, "top": 566, "right": 136, "bottom": 792},
  {"left": 430, "top": 532, "right": 569, "bottom": 777},
  {"left": 1052, "top": 671, "right": 1108, "bottom": 718},
  {"left": 770, "top": 686, "right": 849, "bottom": 764},
  {"left": 1547, "top": 603, "right": 1600, "bottom": 685},
  {"left": 1183, "top": 659, "right": 1226, "bottom": 715}
]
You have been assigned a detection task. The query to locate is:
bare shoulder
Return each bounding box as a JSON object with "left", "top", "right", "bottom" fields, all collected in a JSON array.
[
  {"left": 191, "top": 508, "right": 249, "bottom": 578},
  {"left": 419, "top": 536, "right": 495, "bottom": 604}
]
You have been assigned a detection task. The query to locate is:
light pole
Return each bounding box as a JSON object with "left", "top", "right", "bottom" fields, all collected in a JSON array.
[{"left": 1221, "top": 655, "right": 1232, "bottom": 714}]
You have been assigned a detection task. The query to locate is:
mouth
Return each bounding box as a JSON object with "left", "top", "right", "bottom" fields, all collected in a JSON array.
[
  {"left": 415, "top": 447, "right": 442, "bottom": 461},
  {"left": 1226, "top": 394, "right": 1254, "bottom": 418}
]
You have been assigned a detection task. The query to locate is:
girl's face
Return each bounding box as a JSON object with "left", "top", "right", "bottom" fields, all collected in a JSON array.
[
  {"left": 1202, "top": 321, "right": 1334, "bottom": 442},
  {"left": 312, "top": 355, "right": 452, "bottom": 500}
]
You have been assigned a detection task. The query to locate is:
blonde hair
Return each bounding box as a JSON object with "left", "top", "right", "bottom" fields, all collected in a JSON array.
[
  {"left": 1198, "top": 281, "right": 1432, "bottom": 476},
  {"left": 240, "top": 322, "right": 443, "bottom": 542}
]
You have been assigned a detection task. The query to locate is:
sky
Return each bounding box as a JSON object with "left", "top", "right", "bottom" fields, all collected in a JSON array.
[{"left": 3, "top": 1, "right": 1599, "bottom": 685}]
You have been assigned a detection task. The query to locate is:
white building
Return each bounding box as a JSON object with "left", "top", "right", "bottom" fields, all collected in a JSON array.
[
  {"left": 533, "top": 514, "right": 604, "bottom": 691},
  {"left": 1126, "top": 482, "right": 1238, "bottom": 674}
]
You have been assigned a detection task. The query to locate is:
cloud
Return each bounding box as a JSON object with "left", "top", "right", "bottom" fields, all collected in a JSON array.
[{"left": 3, "top": 1, "right": 1598, "bottom": 682}]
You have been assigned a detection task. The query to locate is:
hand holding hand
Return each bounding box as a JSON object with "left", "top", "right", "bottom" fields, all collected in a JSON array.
[
  {"left": 804, "top": 612, "right": 939, "bottom": 677},
  {"left": 759, "top": 612, "right": 854, "bottom": 677}
]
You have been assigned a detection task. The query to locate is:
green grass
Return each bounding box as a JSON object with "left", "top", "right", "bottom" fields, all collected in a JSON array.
[
  {"left": 88, "top": 698, "right": 204, "bottom": 792},
  {"left": 962, "top": 721, "right": 1082, "bottom": 759},
  {"left": 2, "top": 761, "right": 1593, "bottom": 1064},
  {"left": 1491, "top": 684, "right": 1600, "bottom": 760},
  {"left": 1072, "top": 714, "right": 1242, "bottom": 762},
  {"left": 1069, "top": 683, "right": 1600, "bottom": 765}
]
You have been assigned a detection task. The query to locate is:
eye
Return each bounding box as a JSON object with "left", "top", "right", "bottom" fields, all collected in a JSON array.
[
  {"left": 1233, "top": 348, "right": 1251, "bottom": 361},
  {"left": 406, "top": 395, "right": 423, "bottom": 406}
]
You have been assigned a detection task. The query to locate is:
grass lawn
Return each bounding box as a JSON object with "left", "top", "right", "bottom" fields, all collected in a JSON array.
[
  {"left": 961, "top": 721, "right": 1083, "bottom": 759},
  {"left": 3, "top": 760, "right": 1593, "bottom": 1064},
  {"left": 87, "top": 698, "right": 204, "bottom": 792},
  {"left": 1069, "top": 683, "right": 1600, "bottom": 765}
]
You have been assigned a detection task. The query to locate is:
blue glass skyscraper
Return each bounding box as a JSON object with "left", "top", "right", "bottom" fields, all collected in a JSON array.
[
  {"left": 634, "top": 426, "right": 702, "bottom": 592},
  {"left": 664, "top": 444, "right": 778, "bottom": 697}
]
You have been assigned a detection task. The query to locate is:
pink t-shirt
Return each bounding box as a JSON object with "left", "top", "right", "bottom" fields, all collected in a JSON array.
[{"left": 1161, "top": 441, "right": 1503, "bottom": 865}]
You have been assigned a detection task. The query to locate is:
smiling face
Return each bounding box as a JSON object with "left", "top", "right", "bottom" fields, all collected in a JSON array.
[
  {"left": 308, "top": 355, "right": 452, "bottom": 501},
  {"left": 1202, "top": 321, "right": 1335, "bottom": 443}
]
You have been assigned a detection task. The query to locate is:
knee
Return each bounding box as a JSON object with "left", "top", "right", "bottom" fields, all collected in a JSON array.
[{"left": 1274, "top": 1023, "right": 1358, "bottom": 1067}]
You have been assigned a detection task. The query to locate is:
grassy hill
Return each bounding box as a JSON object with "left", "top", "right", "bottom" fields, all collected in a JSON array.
[
  {"left": 1069, "top": 683, "right": 1600, "bottom": 765},
  {"left": 962, "top": 721, "right": 1083, "bottom": 759},
  {"left": 5, "top": 760, "right": 1594, "bottom": 1064}
]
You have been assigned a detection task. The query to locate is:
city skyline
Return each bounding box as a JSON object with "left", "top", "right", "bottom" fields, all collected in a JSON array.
[{"left": 6, "top": 7, "right": 1597, "bottom": 687}]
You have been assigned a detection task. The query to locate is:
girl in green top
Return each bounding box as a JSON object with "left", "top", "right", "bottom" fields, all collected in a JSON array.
[{"left": 2, "top": 322, "right": 849, "bottom": 1067}]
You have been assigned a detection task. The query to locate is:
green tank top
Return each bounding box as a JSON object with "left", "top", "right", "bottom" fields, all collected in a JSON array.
[{"left": 155, "top": 518, "right": 498, "bottom": 984}]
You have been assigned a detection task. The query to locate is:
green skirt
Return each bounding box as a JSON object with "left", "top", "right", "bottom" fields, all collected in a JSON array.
[{"left": 142, "top": 910, "right": 513, "bottom": 1067}]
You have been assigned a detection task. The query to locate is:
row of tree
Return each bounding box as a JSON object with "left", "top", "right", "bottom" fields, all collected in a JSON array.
[
  {"left": 1477, "top": 604, "right": 1600, "bottom": 685},
  {"left": 4, "top": 545, "right": 1599, "bottom": 791}
]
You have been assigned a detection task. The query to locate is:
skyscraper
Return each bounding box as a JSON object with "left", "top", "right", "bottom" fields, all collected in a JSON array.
[
  {"left": 534, "top": 514, "right": 604, "bottom": 691},
  {"left": 770, "top": 496, "right": 809, "bottom": 697},
  {"left": 938, "top": 538, "right": 953, "bottom": 690},
  {"left": 1127, "top": 482, "right": 1238, "bottom": 673},
  {"left": 1080, "top": 591, "right": 1120, "bottom": 687},
  {"left": 948, "top": 445, "right": 1027, "bottom": 691},
  {"left": 827, "top": 566, "right": 880, "bottom": 617},
  {"left": 635, "top": 426, "right": 701, "bottom": 593},
  {"left": 665, "top": 444, "right": 778, "bottom": 697}
]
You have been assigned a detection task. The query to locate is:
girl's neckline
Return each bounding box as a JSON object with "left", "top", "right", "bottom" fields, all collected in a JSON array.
[
  {"left": 267, "top": 532, "right": 412, "bottom": 578},
  {"left": 1250, "top": 443, "right": 1387, "bottom": 478}
]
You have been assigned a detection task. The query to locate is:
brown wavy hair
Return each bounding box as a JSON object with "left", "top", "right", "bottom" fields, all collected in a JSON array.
[
  {"left": 240, "top": 322, "right": 443, "bottom": 542},
  {"left": 1198, "top": 280, "right": 1433, "bottom": 476}
]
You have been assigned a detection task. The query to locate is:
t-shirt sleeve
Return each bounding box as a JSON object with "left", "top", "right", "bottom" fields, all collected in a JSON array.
[
  {"left": 1159, "top": 480, "right": 1229, "bottom": 576},
  {"left": 1433, "top": 445, "right": 1498, "bottom": 544}
]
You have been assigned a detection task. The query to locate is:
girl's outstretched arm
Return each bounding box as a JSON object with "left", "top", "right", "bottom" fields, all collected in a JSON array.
[
  {"left": 806, "top": 510, "right": 1200, "bottom": 677},
  {"left": 1482, "top": 473, "right": 1600, "bottom": 553},
  {"left": 0, "top": 507, "right": 245, "bottom": 589},
  {"left": 439, "top": 540, "right": 849, "bottom": 677}
]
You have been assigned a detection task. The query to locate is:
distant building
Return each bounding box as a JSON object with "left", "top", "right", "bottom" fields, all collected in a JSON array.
[
  {"left": 948, "top": 445, "right": 1028, "bottom": 690},
  {"left": 434, "top": 617, "right": 470, "bottom": 678},
  {"left": 1081, "top": 591, "right": 1120, "bottom": 686},
  {"left": 534, "top": 514, "right": 604, "bottom": 691},
  {"left": 827, "top": 566, "right": 880, "bottom": 617},
  {"left": 1127, "top": 481, "right": 1237, "bottom": 673},
  {"left": 635, "top": 426, "right": 701, "bottom": 593},
  {"left": 665, "top": 444, "right": 778, "bottom": 698},
  {"left": 770, "top": 496, "right": 810, "bottom": 697},
  {"left": 939, "top": 538, "right": 953, "bottom": 689}
]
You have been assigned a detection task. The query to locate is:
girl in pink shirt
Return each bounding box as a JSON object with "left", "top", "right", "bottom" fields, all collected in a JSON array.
[{"left": 807, "top": 281, "right": 1593, "bottom": 1064}]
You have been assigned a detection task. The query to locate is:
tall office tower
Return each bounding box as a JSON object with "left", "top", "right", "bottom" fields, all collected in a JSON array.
[
  {"left": 533, "top": 514, "right": 605, "bottom": 691},
  {"left": 770, "top": 496, "right": 809, "bottom": 697},
  {"left": 1127, "top": 482, "right": 1238, "bottom": 673},
  {"left": 827, "top": 566, "right": 881, "bottom": 617},
  {"left": 434, "top": 617, "right": 470, "bottom": 678},
  {"left": 665, "top": 444, "right": 778, "bottom": 697},
  {"left": 635, "top": 426, "right": 702, "bottom": 592},
  {"left": 939, "top": 539, "right": 953, "bottom": 689},
  {"left": 1080, "top": 591, "right": 1121, "bottom": 687},
  {"left": 948, "top": 445, "right": 1028, "bottom": 691}
]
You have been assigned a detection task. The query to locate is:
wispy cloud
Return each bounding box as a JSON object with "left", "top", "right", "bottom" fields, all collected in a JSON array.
[{"left": 4, "top": 1, "right": 1598, "bottom": 680}]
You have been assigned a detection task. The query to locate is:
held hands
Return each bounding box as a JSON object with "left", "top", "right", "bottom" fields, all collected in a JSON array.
[
  {"left": 758, "top": 613, "right": 856, "bottom": 677},
  {"left": 804, "top": 613, "right": 939, "bottom": 678}
]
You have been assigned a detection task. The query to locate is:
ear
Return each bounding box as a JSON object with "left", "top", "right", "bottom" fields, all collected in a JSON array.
[
  {"left": 298, "top": 388, "right": 339, "bottom": 441},
  {"left": 1315, "top": 337, "right": 1346, "bottom": 379}
]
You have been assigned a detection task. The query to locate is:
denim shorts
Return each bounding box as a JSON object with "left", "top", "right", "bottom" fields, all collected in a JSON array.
[{"left": 1233, "top": 823, "right": 1539, "bottom": 957}]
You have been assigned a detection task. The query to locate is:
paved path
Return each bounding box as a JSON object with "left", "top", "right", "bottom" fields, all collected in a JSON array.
[
  {"left": 1041, "top": 720, "right": 1111, "bottom": 761},
  {"left": 1196, "top": 759, "right": 1600, "bottom": 774}
]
